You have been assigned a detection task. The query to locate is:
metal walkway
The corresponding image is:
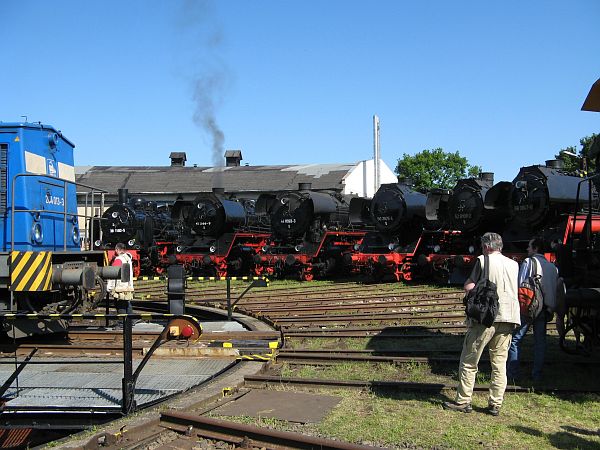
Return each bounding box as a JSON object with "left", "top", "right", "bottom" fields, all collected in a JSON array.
[{"left": 0, "top": 358, "right": 234, "bottom": 412}]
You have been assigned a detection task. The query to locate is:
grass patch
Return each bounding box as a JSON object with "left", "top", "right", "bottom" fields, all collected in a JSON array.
[
  {"left": 279, "top": 361, "right": 448, "bottom": 384},
  {"left": 213, "top": 388, "right": 600, "bottom": 449}
]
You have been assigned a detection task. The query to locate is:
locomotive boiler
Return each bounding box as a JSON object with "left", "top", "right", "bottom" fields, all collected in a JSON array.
[{"left": 254, "top": 183, "right": 365, "bottom": 280}]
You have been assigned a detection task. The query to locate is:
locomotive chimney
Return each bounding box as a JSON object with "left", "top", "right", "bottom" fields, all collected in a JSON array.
[
  {"left": 169, "top": 152, "right": 187, "bottom": 167},
  {"left": 118, "top": 188, "right": 128, "bottom": 205},
  {"left": 212, "top": 187, "right": 225, "bottom": 195},
  {"left": 298, "top": 182, "right": 312, "bottom": 190},
  {"left": 224, "top": 150, "right": 242, "bottom": 167},
  {"left": 479, "top": 172, "right": 494, "bottom": 183},
  {"left": 545, "top": 159, "right": 565, "bottom": 169}
]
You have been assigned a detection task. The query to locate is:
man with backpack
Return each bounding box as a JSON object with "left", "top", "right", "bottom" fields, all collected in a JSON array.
[
  {"left": 507, "top": 237, "right": 559, "bottom": 382},
  {"left": 443, "top": 232, "right": 520, "bottom": 416}
]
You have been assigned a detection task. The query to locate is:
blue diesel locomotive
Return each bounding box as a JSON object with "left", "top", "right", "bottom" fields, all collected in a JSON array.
[{"left": 0, "top": 122, "right": 122, "bottom": 337}]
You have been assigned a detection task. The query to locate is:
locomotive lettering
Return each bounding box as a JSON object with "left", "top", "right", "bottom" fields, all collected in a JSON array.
[{"left": 45, "top": 194, "right": 64, "bottom": 206}]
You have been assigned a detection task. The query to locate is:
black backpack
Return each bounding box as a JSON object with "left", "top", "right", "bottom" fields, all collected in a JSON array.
[{"left": 463, "top": 254, "right": 499, "bottom": 327}]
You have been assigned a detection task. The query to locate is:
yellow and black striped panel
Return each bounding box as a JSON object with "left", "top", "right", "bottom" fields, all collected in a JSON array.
[{"left": 9, "top": 251, "right": 53, "bottom": 292}]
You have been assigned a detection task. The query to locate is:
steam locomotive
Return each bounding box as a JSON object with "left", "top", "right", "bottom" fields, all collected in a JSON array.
[
  {"left": 345, "top": 182, "right": 428, "bottom": 281},
  {"left": 253, "top": 183, "right": 365, "bottom": 280},
  {"left": 556, "top": 79, "right": 600, "bottom": 355},
  {"left": 93, "top": 188, "right": 175, "bottom": 276},
  {"left": 408, "top": 172, "right": 505, "bottom": 283},
  {"left": 168, "top": 189, "right": 270, "bottom": 276},
  {"left": 0, "top": 122, "right": 125, "bottom": 337},
  {"left": 485, "top": 160, "right": 599, "bottom": 250}
]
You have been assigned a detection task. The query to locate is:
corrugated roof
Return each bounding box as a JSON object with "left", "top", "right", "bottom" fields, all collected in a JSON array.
[{"left": 75, "top": 163, "right": 357, "bottom": 194}]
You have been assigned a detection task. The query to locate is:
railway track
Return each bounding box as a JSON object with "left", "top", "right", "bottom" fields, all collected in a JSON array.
[{"left": 15, "top": 280, "right": 598, "bottom": 448}]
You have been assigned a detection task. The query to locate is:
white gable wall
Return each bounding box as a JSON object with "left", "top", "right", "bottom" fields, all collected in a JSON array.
[{"left": 342, "top": 159, "right": 397, "bottom": 198}]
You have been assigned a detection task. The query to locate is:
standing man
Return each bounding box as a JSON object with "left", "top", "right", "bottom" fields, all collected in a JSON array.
[
  {"left": 107, "top": 243, "right": 134, "bottom": 316},
  {"left": 507, "top": 237, "right": 558, "bottom": 382},
  {"left": 443, "top": 232, "right": 520, "bottom": 416}
]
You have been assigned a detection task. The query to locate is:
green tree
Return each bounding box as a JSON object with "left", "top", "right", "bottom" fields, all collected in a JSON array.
[
  {"left": 555, "top": 134, "right": 598, "bottom": 173},
  {"left": 395, "top": 148, "right": 482, "bottom": 191}
]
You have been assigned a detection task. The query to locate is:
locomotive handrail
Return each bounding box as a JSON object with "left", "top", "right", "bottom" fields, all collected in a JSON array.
[
  {"left": 78, "top": 188, "right": 106, "bottom": 250},
  {"left": 570, "top": 173, "right": 600, "bottom": 253},
  {"left": 10, "top": 173, "right": 108, "bottom": 252}
]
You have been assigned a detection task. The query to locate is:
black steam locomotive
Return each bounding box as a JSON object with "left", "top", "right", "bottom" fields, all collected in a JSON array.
[
  {"left": 94, "top": 189, "right": 174, "bottom": 275},
  {"left": 168, "top": 189, "right": 270, "bottom": 276},
  {"left": 407, "top": 173, "right": 505, "bottom": 283},
  {"left": 254, "top": 183, "right": 365, "bottom": 280},
  {"left": 485, "top": 160, "right": 599, "bottom": 251},
  {"left": 346, "top": 182, "right": 428, "bottom": 281}
]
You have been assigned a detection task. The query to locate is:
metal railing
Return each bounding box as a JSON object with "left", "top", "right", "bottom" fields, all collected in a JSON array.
[{"left": 10, "top": 173, "right": 107, "bottom": 251}]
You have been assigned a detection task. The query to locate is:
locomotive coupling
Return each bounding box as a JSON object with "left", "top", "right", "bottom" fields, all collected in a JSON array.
[
  {"left": 51, "top": 263, "right": 131, "bottom": 289},
  {"left": 98, "top": 263, "right": 132, "bottom": 283},
  {"left": 52, "top": 265, "right": 96, "bottom": 290}
]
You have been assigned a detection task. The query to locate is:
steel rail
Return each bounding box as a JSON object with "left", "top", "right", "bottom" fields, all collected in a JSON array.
[
  {"left": 231, "top": 297, "right": 464, "bottom": 313},
  {"left": 257, "top": 306, "right": 464, "bottom": 320},
  {"left": 275, "top": 350, "right": 600, "bottom": 366},
  {"left": 161, "top": 411, "right": 383, "bottom": 450},
  {"left": 243, "top": 374, "right": 600, "bottom": 394}
]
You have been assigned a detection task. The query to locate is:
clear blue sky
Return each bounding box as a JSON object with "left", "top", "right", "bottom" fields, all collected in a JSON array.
[{"left": 1, "top": 1, "right": 598, "bottom": 184}]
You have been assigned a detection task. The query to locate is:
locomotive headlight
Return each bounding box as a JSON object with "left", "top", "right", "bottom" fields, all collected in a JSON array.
[
  {"left": 48, "top": 132, "right": 59, "bottom": 149},
  {"left": 262, "top": 245, "right": 269, "bottom": 252},
  {"left": 433, "top": 245, "right": 441, "bottom": 253},
  {"left": 353, "top": 243, "right": 360, "bottom": 251},
  {"left": 176, "top": 245, "right": 183, "bottom": 253},
  {"left": 515, "top": 180, "right": 527, "bottom": 189},
  {"left": 72, "top": 226, "right": 80, "bottom": 245},
  {"left": 128, "top": 239, "right": 136, "bottom": 247},
  {"left": 111, "top": 211, "right": 119, "bottom": 218},
  {"left": 209, "top": 245, "right": 216, "bottom": 253},
  {"left": 94, "top": 239, "right": 102, "bottom": 247},
  {"left": 468, "top": 245, "right": 475, "bottom": 254},
  {"left": 294, "top": 244, "right": 302, "bottom": 252},
  {"left": 388, "top": 243, "right": 396, "bottom": 251},
  {"left": 32, "top": 223, "right": 43, "bottom": 244}
]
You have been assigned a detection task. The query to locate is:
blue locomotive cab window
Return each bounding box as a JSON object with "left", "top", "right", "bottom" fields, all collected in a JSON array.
[{"left": 0, "top": 143, "right": 6, "bottom": 214}]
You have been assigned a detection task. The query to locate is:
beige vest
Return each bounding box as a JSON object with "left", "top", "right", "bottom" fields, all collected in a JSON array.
[
  {"left": 478, "top": 253, "right": 520, "bottom": 325},
  {"left": 108, "top": 253, "right": 135, "bottom": 295}
]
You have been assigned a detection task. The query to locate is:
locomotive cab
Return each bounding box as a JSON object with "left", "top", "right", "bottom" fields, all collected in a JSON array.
[{"left": 0, "top": 123, "right": 123, "bottom": 337}]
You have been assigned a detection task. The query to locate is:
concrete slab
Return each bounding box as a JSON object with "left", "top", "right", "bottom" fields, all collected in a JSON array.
[{"left": 212, "top": 389, "right": 342, "bottom": 423}]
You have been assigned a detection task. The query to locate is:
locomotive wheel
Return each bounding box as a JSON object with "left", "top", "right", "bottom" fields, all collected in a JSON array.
[{"left": 560, "top": 317, "right": 593, "bottom": 356}]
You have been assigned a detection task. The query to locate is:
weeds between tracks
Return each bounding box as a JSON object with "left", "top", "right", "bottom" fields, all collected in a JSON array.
[{"left": 138, "top": 279, "right": 600, "bottom": 449}]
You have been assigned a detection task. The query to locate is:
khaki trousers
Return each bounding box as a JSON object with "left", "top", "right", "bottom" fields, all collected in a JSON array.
[{"left": 455, "top": 322, "right": 513, "bottom": 408}]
